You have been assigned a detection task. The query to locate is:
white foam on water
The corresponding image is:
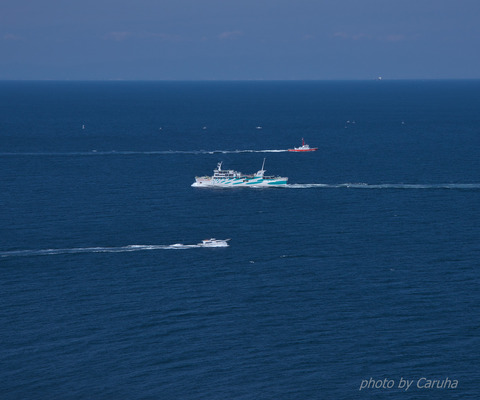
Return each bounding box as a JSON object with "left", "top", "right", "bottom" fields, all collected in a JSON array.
[
  {"left": 285, "top": 183, "right": 480, "bottom": 190},
  {"left": 0, "top": 149, "right": 289, "bottom": 157},
  {"left": 0, "top": 243, "right": 207, "bottom": 258},
  {"left": 285, "top": 184, "right": 331, "bottom": 189}
]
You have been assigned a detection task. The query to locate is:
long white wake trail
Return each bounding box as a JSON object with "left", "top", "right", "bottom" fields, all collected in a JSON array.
[
  {"left": 0, "top": 243, "right": 219, "bottom": 258},
  {"left": 286, "top": 183, "right": 480, "bottom": 190},
  {"left": 0, "top": 149, "right": 288, "bottom": 157}
]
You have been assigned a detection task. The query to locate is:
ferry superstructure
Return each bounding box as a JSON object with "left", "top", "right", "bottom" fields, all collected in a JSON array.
[{"left": 192, "top": 159, "right": 288, "bottom": 187}]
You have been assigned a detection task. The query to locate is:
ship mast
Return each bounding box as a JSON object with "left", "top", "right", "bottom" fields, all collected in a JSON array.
[{"left": 256, "top": 158, "right": 266, "bottom": 177}]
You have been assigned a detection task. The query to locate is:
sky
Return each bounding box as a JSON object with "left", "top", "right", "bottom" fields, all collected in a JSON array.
[{"left": 1, "top": 0, "right": 480, "bottom": 80}]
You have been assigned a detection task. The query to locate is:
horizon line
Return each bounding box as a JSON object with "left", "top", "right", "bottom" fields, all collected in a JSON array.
[{"left": 1, "top": 78, "right": 480, "bottom": 82}]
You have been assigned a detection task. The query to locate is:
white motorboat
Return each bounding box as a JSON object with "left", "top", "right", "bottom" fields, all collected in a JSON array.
[{"left": 198, "top": 238, "right": 231, "bottom": 247}]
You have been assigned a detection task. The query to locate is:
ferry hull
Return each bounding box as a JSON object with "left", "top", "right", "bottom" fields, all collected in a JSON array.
[
  {"left": 192, "top": 177, "right": 288, "bottom": 187},
  {"left": 192, "top": 159, "right": 287, "bottom": 187}
]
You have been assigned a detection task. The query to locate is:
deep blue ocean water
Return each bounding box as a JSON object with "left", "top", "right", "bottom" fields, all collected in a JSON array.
[{"left": 0, "top": 81, "right": 479, "bottom": 399}]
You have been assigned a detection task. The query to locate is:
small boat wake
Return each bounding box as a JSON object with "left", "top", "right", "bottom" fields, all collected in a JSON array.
[
  {"left": 0, "top": 239, "right": 229, "bottom": 258},
  {"left": 0, "top": 150, "right": 288, "bottom": 157},
  {"left": 285, "top": 183, "right": 480, "bottom": 190}
]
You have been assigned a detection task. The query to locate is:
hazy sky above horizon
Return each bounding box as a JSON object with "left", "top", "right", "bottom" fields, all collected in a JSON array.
[{"left": 1, "top": 0, "right": 479, "bottom": 80}]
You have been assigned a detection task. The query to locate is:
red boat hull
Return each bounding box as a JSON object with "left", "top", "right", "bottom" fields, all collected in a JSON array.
[{"left": 288, "top": 148, "right": 318, "bottom": 152}]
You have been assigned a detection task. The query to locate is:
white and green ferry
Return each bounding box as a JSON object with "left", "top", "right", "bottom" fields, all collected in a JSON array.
[{"left": 192, "top": 159, "right": 288, "bottom": 187}]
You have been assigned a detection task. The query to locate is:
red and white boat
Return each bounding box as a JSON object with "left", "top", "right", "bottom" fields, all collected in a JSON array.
[{"left": 288, "top": 138, "right": 318, "bottom": 152}]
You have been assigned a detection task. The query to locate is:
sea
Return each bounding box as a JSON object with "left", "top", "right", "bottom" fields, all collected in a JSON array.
[{"left": 0, "top": 80, "right": 479, "bottom": 399}]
